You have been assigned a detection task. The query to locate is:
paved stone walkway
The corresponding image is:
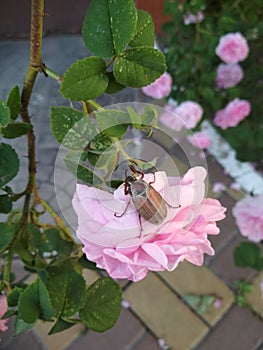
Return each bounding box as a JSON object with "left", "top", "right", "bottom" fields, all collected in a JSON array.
[{"left": 0, "top": 35, "right": 262, "bottom": 350}]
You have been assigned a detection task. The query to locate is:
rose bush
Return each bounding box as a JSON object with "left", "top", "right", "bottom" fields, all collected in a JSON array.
[
  {"left": 160, "top": 101, "right": 203, "bottom": 131},
  {"left": 232, "top": 194, "right": 263, "bottom": 243},
  {"left": 215, "top": 32, "right": 249, "bottom": 64},
  {"left": 216, "top": 63, "right": 244, "bottom": 89},
  {"left": 213, "top": 98, "right": 251, "bottom": 129},
  {"left": 0, "top": 295, "right": 8, "bottom": 335},
  {"left": 73, "top": 167, "right": 226, "bottom": 282},
  {"left": 142, "top": 72, "right": 172, "bottom": 99},
  {"left": 187, "top": 131, "right": 211, "bottom": 149}
]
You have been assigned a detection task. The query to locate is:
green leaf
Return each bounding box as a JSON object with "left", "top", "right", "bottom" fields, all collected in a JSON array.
[
  {"left": 27, "top": 223, "right": 42, "bottom": 246},
  {"left": 105, "top": 72, "right": 125, "bottom": 94},
  {"left": 95, "top": 109, "right": 129, "bottom": 138},
  {"left": 0, "top": 99, "right": 10, "bottom": 127},
  {"left": 64, "top": 151, "right": 104, "bottom": 186},
  {"left": 129, "top": 10, "right": 154, "bottom": 47},
  {"left": 14, "top": 318, "right": 36, "bottom": 335},
  {"left": 7, "top": 287, "right": 24, "bottom": 307},
  {"left": 7, "top": 85, "right": 20, "bottom": 120},
  {"left": 0, "top": 122, "right": 31, "bottom": 139},
  {"left": 40, "top": 228, "right": 73, "bottom": 256},
  {"left": 50, "top": 107, "right": 97, "bottom": 149},
  {"left": 0, "top": 223, "right": 15, "bottom": 253},
  {"left": 47, "top": 260, "right": 86, "bottom": 318},
  {"left": 0, "top": 194, "right": 12, "bottom": 213},
  {"left": 79, "top": 277, "right": 122, "bottom": 332},
  {"left": 234, "top": 242, "right": 263, "bottom": 271},
  {"left": 49, "top": 317, "right": 77, "bottom": 335},
  {"left": 0, "top": 143, "right": 19, "bottom": 187},
  {"left": 60, "top": 57, "right": 109, "bottom": 101},
  {"left": 78, "top": 256, "right": 100, "bottom": 271},
  {"left": 18, "top": 278, "right": 55, "bottom": 323},
  {"left": 88, "top": 132, "right": 113, "bottom": 153},
  {"left": 114, "top": 47, "right": 166, "bottom": 87},
  {"left": 127, "top": 105, "right": 157, "bottom": 130},
  {"left": 82, "top": 0, "right": 137, "bottom": 58}
]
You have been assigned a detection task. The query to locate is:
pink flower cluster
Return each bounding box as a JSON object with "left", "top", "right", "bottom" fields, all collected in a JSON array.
[
  {"left": 184, "top": 11, "right": 204, "bottom": 25},
  {"left": 232, "top": 194, "right": 263, "bottom": 242},
  {"left": 216, "top": 63, "right": 244, "bottom": 89},
  {"left": 187, "top": 131, "right": 211, "bottom": 149},
  {"left": 0, "top": 295, "right": 8, "bottom": 335},
  {"left": 73, "top": 167, "right": 226, "bottom": 282},
  {"left": 160, "top": 101, "right": 203, "bottom": 131},
  {"left": 141, "top": 72, "right": 173, "bottom": 99},
  {"left": 215, "top": 32, "right": 249, "bottom": 64},
  {"left": 213, "top": 98, "right": 251, "bottom": 129}
]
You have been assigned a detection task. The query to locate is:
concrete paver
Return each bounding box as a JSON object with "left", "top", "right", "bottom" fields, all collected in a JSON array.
[
  {"left": 124, "top": 272, "right": 209, "bottom": 350},
  {"left": 247, "top": 271, "right": 263, "bottom": 320},
  {"left": 195, "top": 306, "right": 263, "bottom": 350},
  {"left": 67, "top": 309, "right": 145, "bottom": 350},
  {"left": 209, "top": 235, "right": 258, "bottom": 285},
  {"left": 159, "top": 262, "right": 235, "bottom": 326}
]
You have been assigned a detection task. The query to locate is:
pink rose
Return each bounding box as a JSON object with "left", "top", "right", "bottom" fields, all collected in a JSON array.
[
  {"left": 260, "top": 279, "right": 263, "bottom": 300},
  {"left": 213, "top": 98, "right": 251, "bottom": 129},
  {"left": 0, "top": 295, "right": 8, "bottom": 333},
  {"left": 160, "top": 101, "right": 203, "bottom": 131},
  {"left": 159, "top": 104, "right": 184, "bottom": 131},
  {"left": 215, "top": 32, "right": 249, "bottom": 64},
  {"left": 73, "top": 167, "right": 226, "bottom": 282},
  {"left": 216, "top": 63, "right": 244, "bottom": 89},
  {"left": 184, "top": 11, "right": 204, "bottom": 25},
  {"left": 188, "top": 131, "right": 211, "bottom": 149},
  {"left": 232, "top": 194, "right": 263, "bottom": 242},
  {"left": 141, "top": 72, "right": 173, "bottom": 99}
]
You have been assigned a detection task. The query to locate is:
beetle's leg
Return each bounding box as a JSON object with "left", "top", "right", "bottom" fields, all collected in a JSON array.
[
  {"left": 148, "top": 171, "right": 156, "bottom": 185},
  {"left": 163, "top": 199, "right": 181, "bottom": 209},
  {"left": 129, "top": 165, "right": 144, "bottom": 179},
  {"left": 114, "top": 201, "right": 130, "bottom": 218}
]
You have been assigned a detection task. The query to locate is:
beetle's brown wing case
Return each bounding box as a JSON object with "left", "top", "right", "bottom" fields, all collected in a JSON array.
[{"left": 132, "top": 185, "right": 167, "bottom": 225}]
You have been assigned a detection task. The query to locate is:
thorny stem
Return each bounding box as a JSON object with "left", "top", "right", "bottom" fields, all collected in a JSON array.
[
  {"left": 20, "top": 0, "right": 44, "bottom": 220},
  {"left": 3, "top": 0, "right": 45, "bottom": 285},
  {"left": 3, "top": 0, "right": 73, "bottom": 284}
]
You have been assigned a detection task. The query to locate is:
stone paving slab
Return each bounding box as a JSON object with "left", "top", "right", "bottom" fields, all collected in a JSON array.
[
  {"left": 67, "top": 309, "right": 146, "bottom": 350},
  {"left": 159, "top": 261, "right": 235, "bottom": 326},
  {"left": 196, "top": 306, "right": 263, "bottom": 350},
  {"left": 247, "top": 271, "right": 263, "bottom": 320},
  {"left": 34, "top": 322, "right": 84, "bottom": 350},
  {"left": 209, "top": 235, "right": 258, "bottom": 285},
  {"left": 124, "top": 272, "right": 209, "bottom": 350}
]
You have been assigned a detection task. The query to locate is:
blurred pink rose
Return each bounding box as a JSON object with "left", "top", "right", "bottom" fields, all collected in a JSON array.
[
  {"left": 213, "top": 98, "right": 251, "bottom": 129},
  {"left": 184, "top": 11, "right": 204, "bottom": 25},
  {"left": 215, "top": 32, "right": 249, "bottom": 63},
  {"left": 160, "top": 101, "right": 203, "bottom": 131},
  {"left": 0, "top": 295, "right": 8, "bottom": 333},
  {"left": 232, "top": 194, "right": 263, "bottom": 242},
  {"left": 73, "top": 167, "right": 226, "bottom": 282},
  {"left": 188, "top": 131, "right": 211, "bottom": 149},
  {"left": 260, "top": 279, "right": 263, "bottom": 300},
  {"left": 141, "top": 72, "right": 172, "bottom": 99},
  {"left": 216, "top": 63, "right": 244, "bottom": 89},
  {"left": 159, "top": 104, "right": 184, "bottom": 131}
]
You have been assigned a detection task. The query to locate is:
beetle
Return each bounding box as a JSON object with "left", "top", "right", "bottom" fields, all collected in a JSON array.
[{"left": 114, "top": 163, "right": 180, "bottom": 232}]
